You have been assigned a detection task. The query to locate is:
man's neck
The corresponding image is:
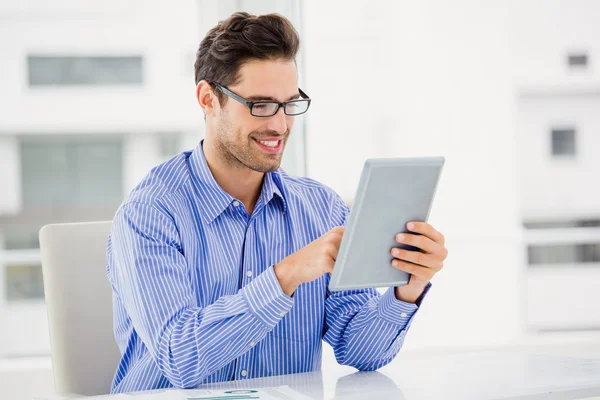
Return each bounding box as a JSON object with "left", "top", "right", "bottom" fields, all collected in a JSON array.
[{"left": 202, "top": 138, "right": 264, "bottom": 215}]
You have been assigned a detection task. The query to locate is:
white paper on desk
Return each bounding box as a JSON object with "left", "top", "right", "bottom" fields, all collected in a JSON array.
[{"left": 184, "top": 385, "right": 312, "bottom": 400}]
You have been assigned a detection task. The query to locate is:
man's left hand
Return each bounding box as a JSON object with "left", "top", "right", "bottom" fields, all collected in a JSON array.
[{"left": 390, "top": 221, "right": 448, "bottom": 303}]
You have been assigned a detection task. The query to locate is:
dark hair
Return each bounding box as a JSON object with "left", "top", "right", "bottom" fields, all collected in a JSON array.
[{"left": 194, "top": 12, "right": 300, "bottom": 105}]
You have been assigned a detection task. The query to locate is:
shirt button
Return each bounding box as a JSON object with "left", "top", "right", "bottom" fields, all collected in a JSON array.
[
  {"left": 241, "top": 370, "right": 248, "bottom": 377},
  {"left": 250, "top": 342, "right": 256, "bottom": 347},
  {"left": 400, "top": 312, "right": 408, "bottom": 318},
  {"left": 246, "top": 271, "right": 253, "bottom": 278},
  {"left": 233, "top": 201, "right": 240, "bottom": 207},
  {"left": 279, "top": 312, "right": 286, "bottom": 317}
]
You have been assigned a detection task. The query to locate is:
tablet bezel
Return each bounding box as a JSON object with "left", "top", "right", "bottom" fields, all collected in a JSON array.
[{"left": 328, "top": 157, "right": 445, "bottom": 291}]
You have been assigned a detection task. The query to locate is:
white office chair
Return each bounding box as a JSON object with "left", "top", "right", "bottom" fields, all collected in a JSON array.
[{"left": 40, "top": 221, "right": 121, "bottom": 396}]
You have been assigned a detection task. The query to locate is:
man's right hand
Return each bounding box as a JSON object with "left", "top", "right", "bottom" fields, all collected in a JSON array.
[{"left": 274, "top": 226, "right": 345, "bottom": 296}]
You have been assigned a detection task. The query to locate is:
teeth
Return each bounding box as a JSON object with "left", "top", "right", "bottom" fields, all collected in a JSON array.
[{"left": 257, "top": 140, "right": 279, "bottom": 147}]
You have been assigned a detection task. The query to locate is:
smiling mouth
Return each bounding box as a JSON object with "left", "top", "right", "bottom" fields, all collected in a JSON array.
[
  {"left": 253, "top": 137, "right": 284, "bottom": 153},
  {"left": 255, "top": 139, "right": 280, "bottom": 147}
]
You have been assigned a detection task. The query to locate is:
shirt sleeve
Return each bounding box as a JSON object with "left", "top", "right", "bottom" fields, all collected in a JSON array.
[
  {"left": 109, "top": 202, "right": 293, "bottom": 388},
  {"left": 323, "top": 194, "right": 431, "bottom": 370}
]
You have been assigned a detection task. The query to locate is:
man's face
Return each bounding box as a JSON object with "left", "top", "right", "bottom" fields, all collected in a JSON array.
[{"left": 212, "top": 59, "right": 299, "bottom": 173}]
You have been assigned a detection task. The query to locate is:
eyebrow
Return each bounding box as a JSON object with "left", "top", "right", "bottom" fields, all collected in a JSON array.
[{"left": 245, "top": 93, "right": 301, "bottom": 102}]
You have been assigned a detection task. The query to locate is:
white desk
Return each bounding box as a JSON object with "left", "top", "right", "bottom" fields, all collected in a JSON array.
[{"left": 39, "top": 350, "right": 600, "bottom": 400}]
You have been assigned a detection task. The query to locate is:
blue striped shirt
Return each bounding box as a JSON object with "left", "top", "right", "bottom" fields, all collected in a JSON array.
[{"left": 106, "top": 142, "right": 429, "bottom": 393}]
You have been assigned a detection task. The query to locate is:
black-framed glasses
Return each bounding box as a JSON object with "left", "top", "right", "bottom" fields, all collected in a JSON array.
[{"left": 212, "top": 83, "right": 311, "bottom": 117}]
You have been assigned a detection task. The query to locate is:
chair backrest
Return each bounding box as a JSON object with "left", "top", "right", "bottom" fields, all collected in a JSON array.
[{"left": 39, "top": 221, "right": 120, "bottom": 396}]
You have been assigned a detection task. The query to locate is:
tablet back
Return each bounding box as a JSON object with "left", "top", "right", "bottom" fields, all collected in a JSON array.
[{"left": 329, "top": 157, "right": 444, "bottom": 291}]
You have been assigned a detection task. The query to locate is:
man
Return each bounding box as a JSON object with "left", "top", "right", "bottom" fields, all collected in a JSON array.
[{"left": 107, "top": 12, "right": 448, "bottom": 393}]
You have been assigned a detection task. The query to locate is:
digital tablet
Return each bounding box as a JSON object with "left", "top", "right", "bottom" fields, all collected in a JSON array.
[{"left": 329, "top": 157, "right": 445, "bottom": 291}]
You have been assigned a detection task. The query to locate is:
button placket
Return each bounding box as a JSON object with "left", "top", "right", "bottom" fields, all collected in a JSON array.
[
  {"left": 241, "top": 221, "right": 254, "bottom": 288},
  {"left": 237, "top": 352, "right": 250, "bottom": 379}
]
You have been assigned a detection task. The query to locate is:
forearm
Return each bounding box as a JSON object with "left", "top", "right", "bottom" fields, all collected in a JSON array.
[
  {"left": 146, "top": 267, "right": 293, "bottom": 388},
  {"left": 395, "top": 282, "right": 428, "bottom": 303},
  {"left": 156, "top": 301, "right": 270, "bottom": 387},
  {"left": 325, "top": 287, "right": 422, "bottom": 369},
  {"left": 274, "top": 262, "right": 302, "bottom": 296}
]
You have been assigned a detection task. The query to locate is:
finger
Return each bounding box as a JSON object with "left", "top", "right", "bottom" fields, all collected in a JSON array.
[
  {"left": 391, "top": 259, "right": 435, "bottom": 281},
  {"left": 324, "top": 259, "right": 335, "bottom": 275},
  {"left": 324, "top": 237, "right": 342, "bottom": 261},
  {"left": 329, "top": 226, "right": 346, "bottom": 236},
  {"left": 329, "top": 243, "right": 340, "bottom": 262},
  {"left": 327, "top": 227, "right": 345, "bottom": 247},
  {"left": 406, "top": 221, "right": 445, "bottom": 245},
  {"left": 390, "top": 248, "right": 443, "bottom": 271},
  {"left": 395, "top": 232, "right": 442, "bottom": 255}
]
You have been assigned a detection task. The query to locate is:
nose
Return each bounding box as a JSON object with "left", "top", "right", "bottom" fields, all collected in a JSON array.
[{"left": 265, "top": 106, "right": 289, "bottom": 135}]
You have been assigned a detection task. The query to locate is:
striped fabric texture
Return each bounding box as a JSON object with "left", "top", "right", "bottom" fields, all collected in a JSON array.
[{"left": 106, "top": 141, "right": 430, "bottom": 393}]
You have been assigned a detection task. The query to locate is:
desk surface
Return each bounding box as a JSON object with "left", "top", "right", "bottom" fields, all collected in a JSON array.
[{"left": 45, "top": 350, "right": 600, "bottom": 400}]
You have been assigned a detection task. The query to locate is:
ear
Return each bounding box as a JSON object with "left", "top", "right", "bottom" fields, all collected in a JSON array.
[{"left": 196, "top": 80, "right": 219, "bottom": 117}]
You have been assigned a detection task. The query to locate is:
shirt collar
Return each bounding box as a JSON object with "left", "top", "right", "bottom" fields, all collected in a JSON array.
[
  {"left": 262, "top": 167, "right": 288, "bottom": 214},
  {"left": 188, "top": 141, "right": 287, "bottom": 224}
]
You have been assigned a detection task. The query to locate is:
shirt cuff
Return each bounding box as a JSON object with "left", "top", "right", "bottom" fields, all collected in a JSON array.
[
  {"left": 377, "top": 282, "right": 432, "bottom": 326},
  {"left": 240, "top": 265, "right": 294, "bottom": 329}
]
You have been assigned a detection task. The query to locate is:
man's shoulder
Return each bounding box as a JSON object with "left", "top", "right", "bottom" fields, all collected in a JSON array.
[
  {"left": 123, "top": 151, "right": 192, "bottom": 208},
  {"left": 277, "top": 169, "right": 346, "bottom": 208}
]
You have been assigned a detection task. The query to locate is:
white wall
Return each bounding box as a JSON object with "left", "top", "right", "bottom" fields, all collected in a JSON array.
[
  {"left": 517, "top": 95, "right": 600, "bottom": 219},
  {"left": 0, "top": 1, "right": 201, "bottom": 134},
  {"left": 0, "top": 358, "right": 54, "bottom": 400},
  {"left": 0, "top": 137, "right": 21, "bottom": 215},
  {"left": 512, "top": 0, "right": 600, "bottom": 333},
  {"left": 0, "top": 0, "right": 203, "bottom": 220},
  {"left": 512, "top": 0, "right": 600, "bottom": 85},
  {"left": 513, "top": 0, "right": 600, "bottom": 220},
  {"left": 527, "top": 266, "right": 600, "bottom": 330},
  {"left": 304, "top": 0, "right": 523, "bottom": 348},
  {"left": 3, "top": 301, "right": 49, "bottom": 356}
]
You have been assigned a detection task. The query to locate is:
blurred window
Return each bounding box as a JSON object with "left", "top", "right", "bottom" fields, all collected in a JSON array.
[
  {"left": 28, "top": 56, "right": 143, "bottom": 86},
  {"left": 158, "top": 134, "right": 181, "bottom": 159},
  {"left": 525, "top": 219, "right": 600, "bottom": 267},
  {"left": 5, "top": 264, "right": 44, "bottom": 302},
  {"left": 528, "top": 243, "right": 600, "bottom": 265},
  {"left": 0, "top": 137, "right": 124, "bottom": 252},
  {"left": 551, "top": 128, "right": 576, "bottom": 156},
  {"left": 21, "top": 139, "right": 124, "bottom": 208},
  {"left": 524, "top": 219, "right": 600, "bottom": 229},
  {"left": 567, "top": 53, "right": 588, "bottom": 68}
]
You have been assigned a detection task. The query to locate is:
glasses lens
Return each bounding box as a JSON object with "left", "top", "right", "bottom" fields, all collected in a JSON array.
[
  {"left": 284, "top": 100, "right": 310, "bottom": 116},
  {"left": 251, "top": 103, "right": 279, "bottom": 117}
]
